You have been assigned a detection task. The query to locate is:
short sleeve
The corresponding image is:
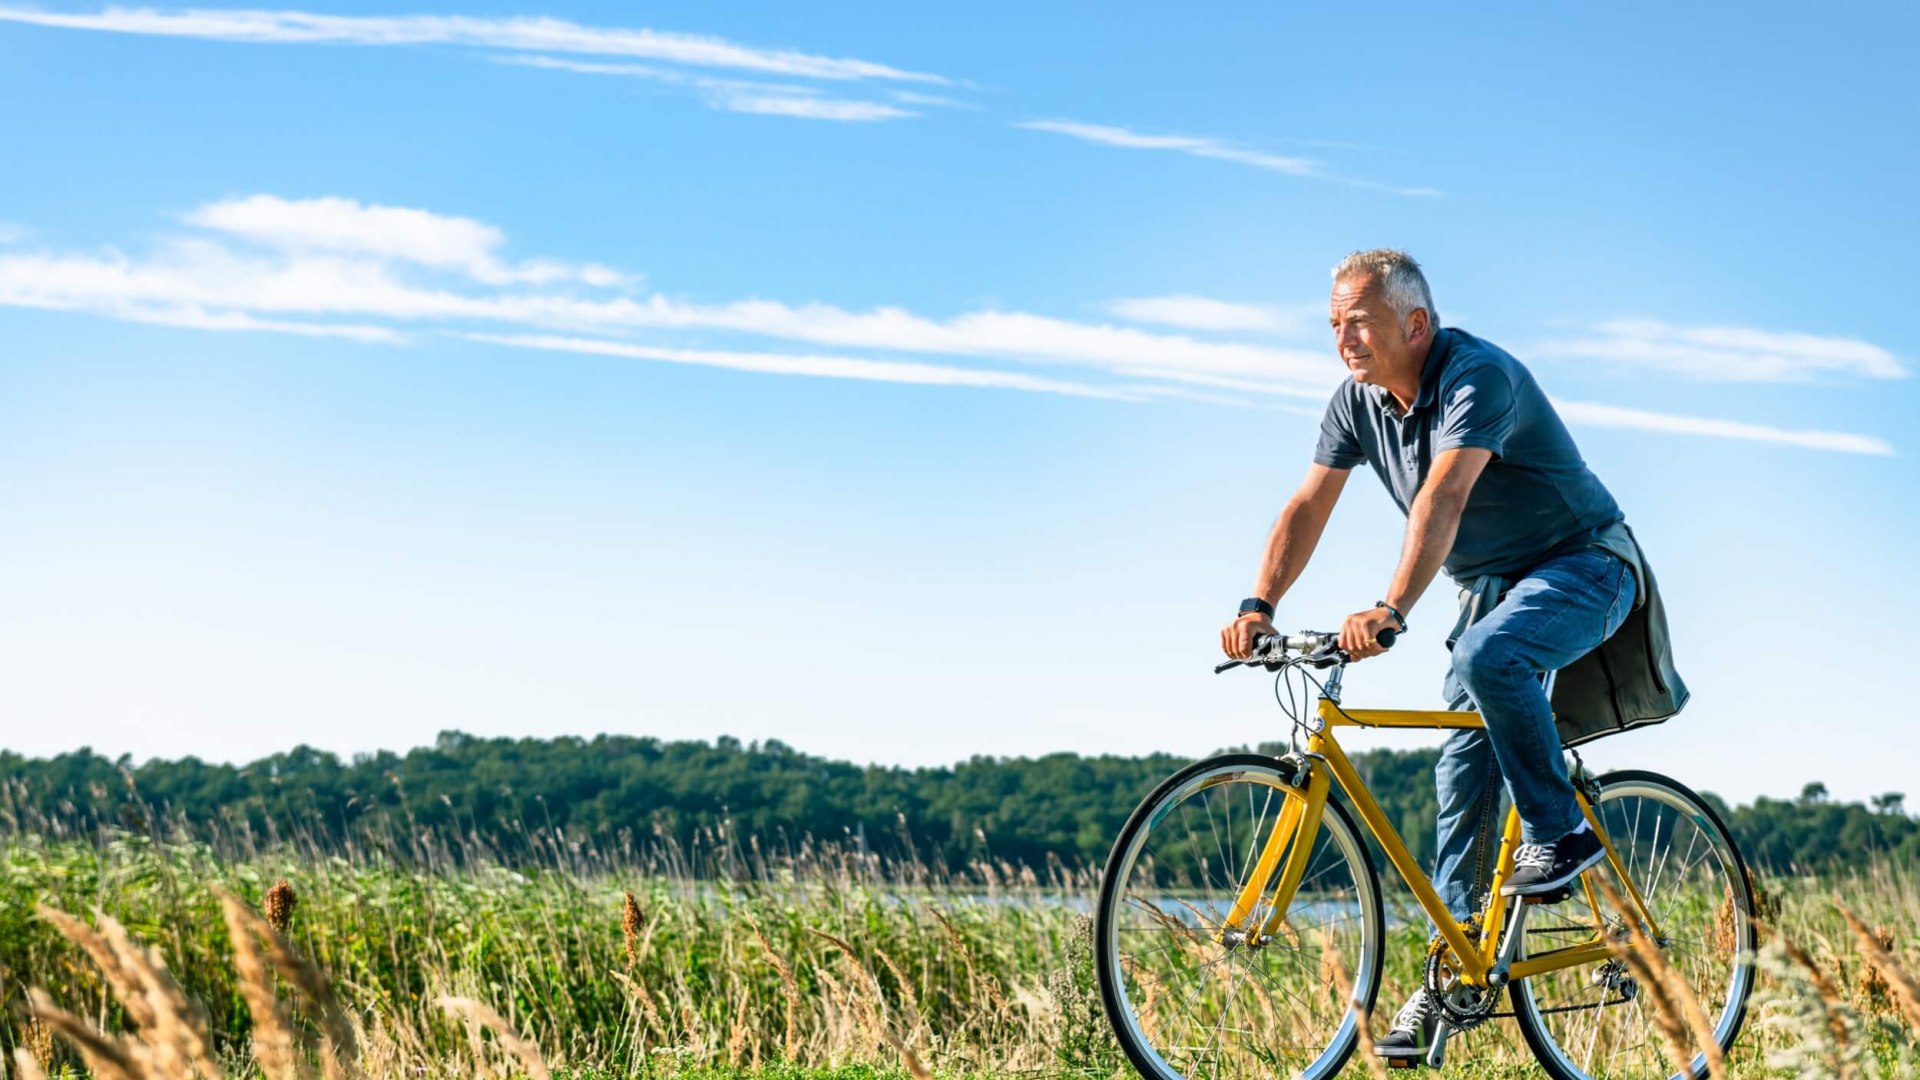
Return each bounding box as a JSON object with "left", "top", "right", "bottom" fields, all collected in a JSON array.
[
  {"left": 1435, "top": 364, "right": 1516, "bottom": 458},
  {"left": 1312, "top": 386, "right": 1366, "bottom": 469}
]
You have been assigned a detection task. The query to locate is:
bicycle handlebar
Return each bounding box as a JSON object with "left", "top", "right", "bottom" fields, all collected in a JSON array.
[{"left": 1213, "top": 627, "right": 1397, "bottom": 674}]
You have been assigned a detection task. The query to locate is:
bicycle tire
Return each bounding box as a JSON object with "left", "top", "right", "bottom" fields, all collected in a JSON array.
[
  {"left": 1509, "top": 769, "right": 1757, "bottom": 1080},
  {"left": 1093, "top": 752, "right": 1384, "bottom": 1080}
]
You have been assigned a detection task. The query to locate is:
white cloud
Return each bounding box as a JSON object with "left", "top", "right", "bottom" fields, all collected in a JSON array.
[
  {"left": 182, "top": 195, "right": 630, "bottom": 287},
  {"left": 1017, "top": 120, "right": 1316, "bottom": 176},
  {"left": 1018, "top": 119, "right": 1442, "bottom": 196},
  {"left": 1107, "top": 295, "right": 1302, "bottom": 334},
  {"left": 889, "top": 90, "right": 978, "bottom": 110},
  {"left": 467, "top": 333, "right": 1136, "bottom": 400},
  {"left": 0, "top": 205, "right": 1339, "bottom": 394},
  {"left": 700, "top": 88, "right": 911, "bottom": 122},
  {"left": 1554, "top": 398, "right": 1894, "bottom": 456},
  {"left": 0, "top": 5, "right": 946, "bottom": 82},
  {"left": 499, "top": 55, "right": 913, "bottom": 122},
  {"left": 0, "top": 196, "right": 1896, "bottom": 455},
  {"left": 1538, "top": 318, "right": 1908, "bottom": 382}
]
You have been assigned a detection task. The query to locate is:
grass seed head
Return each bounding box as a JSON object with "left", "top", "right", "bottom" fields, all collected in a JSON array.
[
  {"left": 264, "top": 880, "right": 298, "bottom": 935},
  {"left": 622, "top": 891, "right": 644, "bottom": 969}
]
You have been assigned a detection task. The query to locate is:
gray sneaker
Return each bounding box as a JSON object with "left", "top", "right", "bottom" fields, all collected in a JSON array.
[{"left": 1373, "top": 986, "right": 1439, "bottom": 1061}]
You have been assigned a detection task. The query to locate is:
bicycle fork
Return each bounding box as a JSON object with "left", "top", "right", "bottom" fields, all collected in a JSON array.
[{"left": 1218, "top": 754, "right": 1330, "bottom": 947}]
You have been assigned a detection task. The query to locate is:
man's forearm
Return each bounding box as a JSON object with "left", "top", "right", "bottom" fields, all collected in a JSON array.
[
  {"left": 1382, "top": 486, "right": 1466, "bottom": 618},
  {"left": 1252, "top": 498, "right": 1336, "bottom": 604}
]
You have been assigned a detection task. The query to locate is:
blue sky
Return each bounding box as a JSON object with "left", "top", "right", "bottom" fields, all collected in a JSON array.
[{"left": 1, "top": 1, "right": 1915, "bottom": 807}]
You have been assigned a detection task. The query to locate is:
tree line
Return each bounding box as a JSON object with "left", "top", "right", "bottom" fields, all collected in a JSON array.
[{"left": 1, "top": 732, "right": 1911, "bottom": 875}]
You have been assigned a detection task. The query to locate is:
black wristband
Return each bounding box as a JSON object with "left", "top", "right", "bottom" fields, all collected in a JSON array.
[
  {"left": 1374, "top": 600, "right": 1408, "bottom": 632},
  {"left": 1238, "top": 597, "right": 1275, "bottom": 619}
]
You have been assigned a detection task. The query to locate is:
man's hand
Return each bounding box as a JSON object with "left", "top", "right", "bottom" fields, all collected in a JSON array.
[
  {"left": 1340, "top": 606, "right": 1400, "bottom": 661},
  {"left": 1221, "top": 613, "right": 1277, "bottom": 660}
]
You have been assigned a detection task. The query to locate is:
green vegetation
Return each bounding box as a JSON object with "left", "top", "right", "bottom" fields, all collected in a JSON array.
[
  {"left": 4, "top": 733, "right": 1913, "bottom": 875},
  {"left": 2, "top": 828, "right": 1917, "bottom": 1077},
  {"left": 3, "top": 732, "right": 1918, "bottom": 1077}
]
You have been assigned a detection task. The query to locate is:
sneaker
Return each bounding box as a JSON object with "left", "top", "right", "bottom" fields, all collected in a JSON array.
[
  {"left": 1501, "top": 824, "right": 1606, "bottom": 897},
  {"left": 1373, "top": 986, "right": 1439, "bottom": 1060}
]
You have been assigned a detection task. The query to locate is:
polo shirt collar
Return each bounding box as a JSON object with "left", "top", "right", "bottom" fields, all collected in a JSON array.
[{"left": 1364, "top": 327, "right": 1455, "bottom": 416}]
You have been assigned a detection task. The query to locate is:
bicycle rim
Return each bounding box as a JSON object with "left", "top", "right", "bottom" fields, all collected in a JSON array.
[
  {"left": 1510, "top": 770, "right": 1756, "bottom": 1080},
  {"left": 1095, "top": 754, "right": 1382, "bottom": 1080}
]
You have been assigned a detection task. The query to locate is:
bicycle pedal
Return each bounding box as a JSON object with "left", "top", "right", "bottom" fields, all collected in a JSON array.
[
  {"left": 1525, "top": 886, "right": 1574, "bottom": 905},
  {"left": 1383, "top": 1057, "right": 1423, "bottom": 1070}
]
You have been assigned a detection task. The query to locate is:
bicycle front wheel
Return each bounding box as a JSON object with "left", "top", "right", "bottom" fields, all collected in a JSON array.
[
  {"left": 1510, "top": 769, "right": 1757, "bottom": 1080},
  {"left": 1093, "top": 753, "right": 1383, "bottom": 1080}
]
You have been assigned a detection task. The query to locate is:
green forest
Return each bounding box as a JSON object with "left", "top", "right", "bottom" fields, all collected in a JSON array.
[{"left": 2, "top": 731, "right": 1911, "bottom": 874}]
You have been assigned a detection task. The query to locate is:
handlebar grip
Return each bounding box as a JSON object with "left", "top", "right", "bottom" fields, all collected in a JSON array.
[{"left": 1375, "top": 628, "right": 1398, "bottom": 650}]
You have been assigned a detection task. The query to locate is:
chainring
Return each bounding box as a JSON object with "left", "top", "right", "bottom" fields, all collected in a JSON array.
[{"left": 1424, "top": 914, "right": 1498, "bottom": 1031}]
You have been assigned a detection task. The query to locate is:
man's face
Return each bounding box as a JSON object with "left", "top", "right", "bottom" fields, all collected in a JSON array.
[{"left": 1329, "top": 274, "right": 1419, "bottom": 387}]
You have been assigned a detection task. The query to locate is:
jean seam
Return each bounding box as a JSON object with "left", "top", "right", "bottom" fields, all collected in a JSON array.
[{"left": 1469, "top": 754, "right": 1499, "bottom": 919}]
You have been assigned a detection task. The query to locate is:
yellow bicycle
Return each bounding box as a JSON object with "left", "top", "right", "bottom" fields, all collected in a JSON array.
[{"left": 1093, "top": 630, "right": 1755, "bottom": 1080}]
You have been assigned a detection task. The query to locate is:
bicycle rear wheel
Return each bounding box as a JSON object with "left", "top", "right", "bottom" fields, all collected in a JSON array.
[
  {"left": 1510, "top": 769, "right": 1756, "bottom": 1080},
  {"left": 1093, "top": 753, "right": 1383, "bottom": 1080}
]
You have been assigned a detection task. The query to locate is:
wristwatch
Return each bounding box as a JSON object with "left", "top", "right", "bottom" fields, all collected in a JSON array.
[
  {"left": 1374, "top": 600, "right": 1408, "bottom": 632},
  {"left": 1238, "top": 597, "right": 1275, "bottom": 619}
]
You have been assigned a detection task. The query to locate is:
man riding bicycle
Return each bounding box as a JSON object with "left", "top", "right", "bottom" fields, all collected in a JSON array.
[{"left": 1219, "top": 249, "right": 1686, "bottom": 1062}]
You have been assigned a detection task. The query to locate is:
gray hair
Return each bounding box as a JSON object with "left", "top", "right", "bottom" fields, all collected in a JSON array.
[{"left": 1332, "top": 249, "right": 1439, "bottom": 329}]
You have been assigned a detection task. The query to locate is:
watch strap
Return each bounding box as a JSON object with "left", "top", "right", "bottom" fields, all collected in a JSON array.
[
  {"left": 1374, "top": 600, "right": 1408, "bottom": 632},
  {"left": 1238, "top": 597, "right": 1275, "bottom": 619}
]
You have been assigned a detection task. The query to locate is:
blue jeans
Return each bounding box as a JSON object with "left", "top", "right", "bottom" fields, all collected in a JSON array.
[{"left": 1431, "top": 547, "right": 1637, "bottom": 922}]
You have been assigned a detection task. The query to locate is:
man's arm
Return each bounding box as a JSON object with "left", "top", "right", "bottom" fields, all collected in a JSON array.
[
  {"left": 1221, "top": 464, "right": 1349, "bottom": 659},
  {"left": 1339, "top": 447, "right": 1493, "bottom": 658}
]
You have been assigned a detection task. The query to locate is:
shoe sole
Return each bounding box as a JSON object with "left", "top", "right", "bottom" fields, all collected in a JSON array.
[{"left": 1500, "top": 846, "right": 1608, "bottom": 897}]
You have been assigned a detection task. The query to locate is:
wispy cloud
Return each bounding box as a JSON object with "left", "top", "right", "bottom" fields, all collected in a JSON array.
[
  {"left": 1016, "top": 119, "right": 1442, "bottom": 197},
  {"left": 0, "top": 196, "right": 1894, "bottom": 455},
  {"left": 468, "top": 333, "right": 1136, "bottom": 400},
  {"left": 184, "top": 194, "right": 631, "bottom": 286},
  {"left": 498, "top": 54, "right": 913, "bottom": 122},
  {"left": 0, "top": 196, "right": 1337, "bottom": 395},
  {"left": 1107, "top": 295, "right": 1302, "bottom": 334},
  {"left": 1554, "top": 399, "right": 1895, "bottom": 457},
  {"left": 888, "top": 89, "right": 978, "bottom": 110},
  {"left": 0, "top": 5, "right": 946, "bottom": 82},
  {"left": 0, "top": 221, "right": 26, "bottom": 244},
  {"left": 1537, "top": 318, "right": 1908, "bottom": 383},
  {"left": 1017, "top": 120, "right": 1316, "bottom": 175},
  {"left": 697, "top": 86, "right": 911, "bottom": 122}
]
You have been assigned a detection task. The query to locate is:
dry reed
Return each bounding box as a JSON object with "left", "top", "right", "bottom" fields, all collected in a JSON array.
[
  {"left": 745, "top": 913, "right": 804, "bottom": 1060},
  {"left": 807, "top": 928, "right": 935, "bottom": 1080},
  {"left": 11, "top": 1047, "right": 53, "bottom": 1080},
  {"left": 1836, "top": 899, "right": 1920, "bottom": 1035},
  {"left": 1318, "top": 929, "right": 1388, "bottom": 1080},
  {"left": 1594, "top": 876, "right": 1728, "bottom": 1080},
  {"left": 436, "top": 996, "right": 553, "bottom": 1080}
]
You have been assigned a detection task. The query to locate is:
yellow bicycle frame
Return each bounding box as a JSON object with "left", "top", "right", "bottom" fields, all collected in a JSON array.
[{"left": 1219, "top": 699, "right": 1663, "bottom": 988}]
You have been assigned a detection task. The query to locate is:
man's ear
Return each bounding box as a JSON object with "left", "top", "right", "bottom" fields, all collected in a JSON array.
[{"left": 1406, "top": 307, "right": 1431, "bottom": 345}]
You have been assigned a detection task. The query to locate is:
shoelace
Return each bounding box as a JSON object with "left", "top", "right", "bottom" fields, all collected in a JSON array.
[
  {"left": 1392, "top": 989, "right": 1435, "bottom": 1031},
  {"left": 1514, "top": 841, "right": 1556, "bottom": 871}
]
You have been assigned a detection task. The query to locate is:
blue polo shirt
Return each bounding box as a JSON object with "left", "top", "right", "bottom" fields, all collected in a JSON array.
[{"left": 1313, "top": 327, "right": 1624, "bottom": 583}]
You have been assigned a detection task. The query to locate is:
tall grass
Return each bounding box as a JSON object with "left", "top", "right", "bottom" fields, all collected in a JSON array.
[{"left": 1, "top": 820, "right": 1916, "bottom": 1078}]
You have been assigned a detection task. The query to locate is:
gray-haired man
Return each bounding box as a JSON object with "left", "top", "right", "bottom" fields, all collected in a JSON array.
[{"left": 1219, "top": 250, "right": 1675, "bottom": 1059}]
